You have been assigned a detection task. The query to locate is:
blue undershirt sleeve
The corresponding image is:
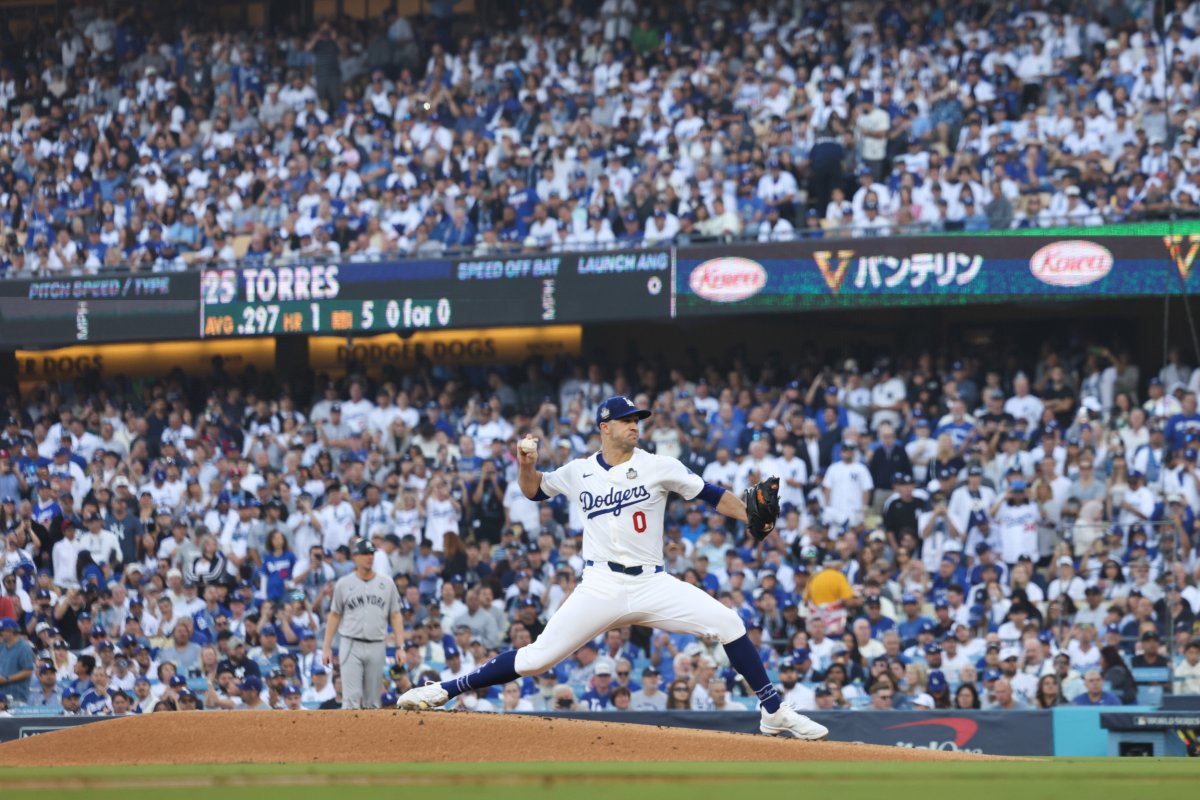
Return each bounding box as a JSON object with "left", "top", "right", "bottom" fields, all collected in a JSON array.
[{"left": 697, "top": 482, "right": 726, "bottom": 508}]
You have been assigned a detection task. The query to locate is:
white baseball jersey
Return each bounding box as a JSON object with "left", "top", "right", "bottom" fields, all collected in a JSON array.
[{"left": 538, "top": 448, "right": 704, "bottom": 567}]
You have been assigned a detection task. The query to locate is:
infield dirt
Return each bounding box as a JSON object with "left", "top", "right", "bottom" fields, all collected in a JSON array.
[{"left": 0, "top": 710, "right": 1003, "bottom": 765}]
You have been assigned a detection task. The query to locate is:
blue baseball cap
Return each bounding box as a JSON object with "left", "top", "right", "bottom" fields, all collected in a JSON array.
[
  {"left": 1010, "top": 479, "right": 1027, "bottom": 491},
  {"left": 901, "top": 593, "right": 918, "bottom": 605},
  {"left": 381, "top": 691, "right": 398, "bottom": 706},
  {"left": 444, "top": 643, "right": 461, "bottom": 658},
  {"left": 239, "top": 676, "right": 263, "bottom": 691},
  {"left": 0, "top": 618, "right": 18, "bottom": 631},
  {"left": 927, "top": 670, "right": 947, "bottom": 693},
  {"left": 595, "top": 396, "right": 651, "bottom": 427},
  {"left": 283, "top": 684, "right": 301, "bottom": 696},
  {"left": 982, "top": 668, "right": 1002, "bottom": 682},
  {"left": 924, "top": 643, "right": 942, "bottom": 655},
  {"left": 792, "top": 647, "right": 811, "bottom": 663},
  {"left": 1105, "top": 623, "right": 1121, "bottom": 635}
]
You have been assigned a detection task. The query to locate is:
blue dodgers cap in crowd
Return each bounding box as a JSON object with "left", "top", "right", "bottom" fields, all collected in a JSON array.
[
  {"left": 927, "top": 670, "right": 948, "bottom": 693},
  {"left": 1106, "top": 623, "right": 1121, "bottom": 634},
  {"left": 792, "top": 647, "right": 811, "bottom": 663},
  {"left": 1009, "top": 479, "right": 1027, "bottom": 491},
  {"left": 381, "top": 691, "right": 398, "bottom": 706},
  {"left": 595, "top": 396, "right": 651, "bottom": 426},
  {"left": 982, "top": 668, "right": 1002, "bottom": 682},
  {"left": 924, "top": 643, "right": 942, "bottom": 655},
  {"left": 283, "top": 684, "right": 302, "bottom": 697},
  {"left": 62, "top": 688, "right": 81, "bottom": 699},
  {"left": 169, "top": 675, "right": 188, "bottom": 687},
  {"left": 311, "top": 664, "right": 327, "bottom": 676},
  {"left": 444, "top": 643, "right": 461, "bottom": 659},
  {"left": 240, "top": 676, "right": 263, "bottom": 691},
  {"left": 901, "top": 593, "right": 918, "bottom": 605}
]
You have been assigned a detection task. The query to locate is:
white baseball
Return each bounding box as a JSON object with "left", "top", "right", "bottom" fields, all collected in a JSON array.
[{"left": 518, "top": 436, "right": 538, "bottom": 455}]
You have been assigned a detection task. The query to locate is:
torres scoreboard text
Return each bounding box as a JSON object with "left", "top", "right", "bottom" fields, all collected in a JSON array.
[{"left": 199, "top": 251, "right": 670, "bottom": 339}]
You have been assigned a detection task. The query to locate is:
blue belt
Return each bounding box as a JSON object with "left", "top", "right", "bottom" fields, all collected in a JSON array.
[{"left": 585, "top": 560, "right": 664, "bottom": 576}]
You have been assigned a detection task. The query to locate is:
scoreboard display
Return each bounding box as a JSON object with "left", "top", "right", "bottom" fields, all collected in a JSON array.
[
  {"left": 200, "top": 250, "right": 672, "bottom": 338},
  {"left": 200, "top": 260, "right": 555, "bottom": 337}
]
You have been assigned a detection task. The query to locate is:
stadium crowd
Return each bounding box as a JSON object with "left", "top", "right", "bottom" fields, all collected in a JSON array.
[
  {"left": 6, "top": 1, "right": 1200, "bottom": 275},
  {"left": 2, "top": 336, "right": 1200, "bottom": 717}
]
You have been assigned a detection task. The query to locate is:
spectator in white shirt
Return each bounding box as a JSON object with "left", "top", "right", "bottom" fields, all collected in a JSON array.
[
  {"left": 643, "top": 206, "right": 679, "bottom": 245},
  {"left": 822, "top": 443, "right": 874, "bottom": 526}
]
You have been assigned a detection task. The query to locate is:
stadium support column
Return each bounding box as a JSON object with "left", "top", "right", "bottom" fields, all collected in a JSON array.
[
  {"left": 276, "top": 336, "right": 310, "bottom": 386},
  {"left": 0, "top": 350, "right": 16, "bottom": 401}
]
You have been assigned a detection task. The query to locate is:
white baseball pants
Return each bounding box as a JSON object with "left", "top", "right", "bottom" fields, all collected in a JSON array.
[{"left": 512, "top": 565, "right": 745, "bottom": 676}]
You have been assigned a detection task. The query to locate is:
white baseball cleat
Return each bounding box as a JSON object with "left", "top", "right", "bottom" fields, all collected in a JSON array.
[
  {"left": 759, "top": 702, "right": 829, "bottom": 740},
  {"left": 396, "top": 681, "right": 449, "bottom": 710}
]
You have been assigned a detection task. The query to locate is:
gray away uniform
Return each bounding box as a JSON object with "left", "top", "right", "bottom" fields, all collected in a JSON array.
[{"left": 330, "top": 571, "right": 400, "bottom": 709}]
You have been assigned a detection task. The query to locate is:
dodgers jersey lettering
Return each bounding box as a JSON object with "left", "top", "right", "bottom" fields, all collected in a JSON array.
[{"left": 539, "top": 448, "right": 704, "bottom": 567}]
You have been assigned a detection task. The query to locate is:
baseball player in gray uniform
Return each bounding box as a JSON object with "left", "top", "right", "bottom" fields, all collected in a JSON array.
[{"left": 322, "top": 538, "right": 404, "bottom": 709}]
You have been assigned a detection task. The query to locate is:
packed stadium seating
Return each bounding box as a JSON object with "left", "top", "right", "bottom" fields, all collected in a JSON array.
[
  {"left": 5, "top": 1, "right": 1200, "bottom": 276},
  {"left": 1, "top": 335, "right": 1198, "bottom": 715}
]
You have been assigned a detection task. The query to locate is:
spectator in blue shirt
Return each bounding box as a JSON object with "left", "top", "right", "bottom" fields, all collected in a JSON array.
[
  {"left": 896, "top": 594, "right": 934, "bottom": 646},
  {"left": 0, "top": 618, "right": 34, "bottom": 703},
  {"left": 1072, "top": 669, "right": 1122, "bottom": 706},
  {"left": 863, "top": 597, "right": 896, "bottom": 639},
  {"left": 1165, "top": 392, "right": 1200, "bottom": 452},
  {"left": 579, "top": 661, "right": 615, "bottom": 710}
]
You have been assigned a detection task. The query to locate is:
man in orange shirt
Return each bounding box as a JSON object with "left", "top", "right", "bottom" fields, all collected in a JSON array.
[{"left": 802, "top": 550, "right": 858, "bottom": 635}]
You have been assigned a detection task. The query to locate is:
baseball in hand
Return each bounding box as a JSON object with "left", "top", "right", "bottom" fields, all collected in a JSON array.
[{"left": 518, "top": 436, "right": 538, "bottom": 455}]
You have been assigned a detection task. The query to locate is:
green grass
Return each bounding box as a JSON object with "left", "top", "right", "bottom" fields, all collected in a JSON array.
[{"left": 3, "top": 760, "right": 1197, "bottom": 800}]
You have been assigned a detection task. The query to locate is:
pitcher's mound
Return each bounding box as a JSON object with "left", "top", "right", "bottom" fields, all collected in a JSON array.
[{"left": 0, "top": 710, "right": 1003, "bottom": 766}]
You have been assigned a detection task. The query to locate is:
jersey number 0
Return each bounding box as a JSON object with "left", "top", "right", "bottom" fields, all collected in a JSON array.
[{"left": 632, "top": 511, "right": 646, "bottom": 533}]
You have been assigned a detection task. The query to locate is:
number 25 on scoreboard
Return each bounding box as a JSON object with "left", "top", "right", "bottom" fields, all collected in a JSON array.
[{"left": 202, "top": 270, "right": 238, "bottom": 305}]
